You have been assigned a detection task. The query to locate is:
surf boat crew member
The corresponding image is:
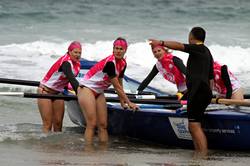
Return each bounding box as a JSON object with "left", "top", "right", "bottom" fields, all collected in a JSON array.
[
  {"left": 77, "top": 37, "right": 138, "bottom": 144},
  {"left": 38, "top": 41, "right": 82, "bottom": 133},
  {"left": 137, "top": 44, "right": 187, "bottom": 100},
  {"left": 213, "top": 61, "right": 244, "bottom": 100}
]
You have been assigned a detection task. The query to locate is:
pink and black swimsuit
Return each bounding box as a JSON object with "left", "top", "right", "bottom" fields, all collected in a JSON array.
[
  {"left": 137, "top": 53, "right": 187, "bottom": 93},
  {"left": 213, "top": 61, "right": 241, "bottom": 98},
  {"left": 79, "top": 54, "right": 127, "bottom": 95},
  {"left": 40, "top": 53, "right": 80, "bottom": 93}
]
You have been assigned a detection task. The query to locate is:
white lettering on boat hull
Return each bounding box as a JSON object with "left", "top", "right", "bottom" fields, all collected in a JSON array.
[{"left": 169, "top": 117, "right": 192, "bottom": 140}]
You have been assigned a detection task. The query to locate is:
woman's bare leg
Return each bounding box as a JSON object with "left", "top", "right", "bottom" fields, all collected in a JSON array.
[
  {"left": 52, "top": 99, "right": 65, "bottom": 132},
  {"left": 96, "top": 94, "right": 108, "bottom": 143},
  {"left": 37, "top": 88, "right": 53, "bottom": 133},
  {"left": 78, "top": 88, "right": 97, "bottom": 144}
]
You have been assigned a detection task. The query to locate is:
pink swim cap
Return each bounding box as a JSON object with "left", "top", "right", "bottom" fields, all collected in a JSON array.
[
  {"left": 68, "top": 41, "right": 82, "bottom": 52},
  {"left": 151, "top": 44, "right": 165, "bottom": 50},
  {"left": 113, "top": 38, "right": 128, "bottom": 50}
]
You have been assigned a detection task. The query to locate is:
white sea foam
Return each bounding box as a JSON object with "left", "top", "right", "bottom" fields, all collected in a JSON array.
[
  {"left": 0, "top": 41, "right": 250, "bottom": 93},
  {"left": 0, "top": 125, "right": 24, "bottom": 142}
]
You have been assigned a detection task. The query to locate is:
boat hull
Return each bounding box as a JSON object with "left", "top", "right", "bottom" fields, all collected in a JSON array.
[{"left": 66, "top": 100, "right": 250, "bottom": 150}]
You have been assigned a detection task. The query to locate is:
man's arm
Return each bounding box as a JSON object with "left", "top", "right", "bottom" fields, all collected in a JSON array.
[
  {"left": 210, "top": 79, "right": 214, "bottom": 91},
  {"left": 209, "top": 56, "right": 214, "bottom": 91},
  {"left": 149, "top": 39, "right": 185, "bottom": 51}
]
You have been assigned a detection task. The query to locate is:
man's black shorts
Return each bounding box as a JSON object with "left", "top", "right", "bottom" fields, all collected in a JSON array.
[{"left": 187, "top": 83, "right": 212, "bottom": 122}]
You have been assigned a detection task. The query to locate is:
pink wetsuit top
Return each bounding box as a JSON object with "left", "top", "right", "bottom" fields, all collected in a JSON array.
[
  {"left": 79, "top": 54, "right": 126, "bottom": 93},
  {"left": 156, "top": 53, "right": 187, "bottom": 92},
  {"left": 41, "top": 53, "right": 80, "bottom": 92},
  {"left": 213, "top": 61, "right": 241, "bottom": 96}
]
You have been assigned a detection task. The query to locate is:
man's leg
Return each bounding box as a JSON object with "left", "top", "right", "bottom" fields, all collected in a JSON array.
[{"left": 188, "top": 121, "right": 208, "bottom": 156}]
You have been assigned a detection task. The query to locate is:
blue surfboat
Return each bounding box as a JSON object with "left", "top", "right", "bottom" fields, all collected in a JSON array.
[{"left": 65, "top": 59, "right": 250, "bottom": 150}]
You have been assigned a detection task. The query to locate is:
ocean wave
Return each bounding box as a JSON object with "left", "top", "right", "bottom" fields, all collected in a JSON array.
[{"left": 0, "top": 40, "right": 250, "bottom": 92}]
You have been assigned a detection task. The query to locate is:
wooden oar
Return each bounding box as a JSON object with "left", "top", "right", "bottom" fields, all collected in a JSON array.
[{"left": 211, "top": 98, "right": 250, "bottom": 107}]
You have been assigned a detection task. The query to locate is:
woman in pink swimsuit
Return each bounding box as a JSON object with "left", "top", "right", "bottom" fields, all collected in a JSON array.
[
  {"left": 137, "top": 45, "right": 187, "bottom": 99},
  {"left": 38, "top": 41, "right": 82, "bottom": 132},
  {"left": 77, "top": 37, "right": 138, "bottom": 144},
  {"left": 213, "top": 61, "right": 244, "bottom": 100}
]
